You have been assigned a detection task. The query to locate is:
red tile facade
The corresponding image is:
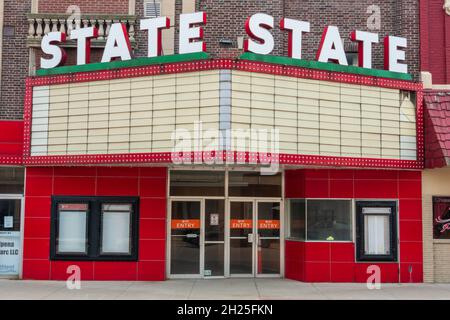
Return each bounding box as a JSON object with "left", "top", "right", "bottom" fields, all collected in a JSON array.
[
  {"left": 22, "top": 166, "right": 167, "bottom": 281},
  {"left": 284, "top": 168, "right": 423, "bottom": 283}
]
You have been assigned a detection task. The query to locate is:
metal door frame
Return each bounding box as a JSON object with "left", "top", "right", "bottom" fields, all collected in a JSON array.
[{"left": 227, "top": 197, "right": 284, "bottom": 278}]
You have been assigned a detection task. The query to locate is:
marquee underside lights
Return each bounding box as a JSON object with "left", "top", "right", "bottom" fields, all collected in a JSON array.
[{"left": 39, "top": 12, "right": 409, "bottom": 76}]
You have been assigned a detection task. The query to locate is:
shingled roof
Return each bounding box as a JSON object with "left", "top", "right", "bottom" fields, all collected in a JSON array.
[{"left": 424, "top": 91, "right": 450, "bottom": 168}]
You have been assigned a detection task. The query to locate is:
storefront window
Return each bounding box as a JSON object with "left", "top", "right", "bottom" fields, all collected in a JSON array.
[
  {"left": 288, "top": 199, "right": 305, "bottom": 240},
  {"left": 170, "top": 170, "right": 225, "bottom": 196},
  {"left": 101, "top": 204, "right": 132, "bottom": 254},
  {"left": 356, "top": 201, "right": 397, "bottom": 262},
  {"left": 0, "top": 168, "right": 24, "bottom": 194},
  {"left": 307, "top": 200, "right": 352, "bottom": 241},
  {"left": 51, "top": 197, "right": 138, "bottom": 261},
  {"left": 228, "top": 171, "right": 282, "bottom": 197},
  {"left": 57, "top": 204, "right": 88, "bottom": 254},
  {"left": 433, "top": 197, "right": 450, "bottom": 239}
]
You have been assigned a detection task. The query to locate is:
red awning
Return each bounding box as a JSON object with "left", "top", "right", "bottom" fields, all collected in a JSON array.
[{"left": 424, "top": 91, "right": 450, "bottom": 168}]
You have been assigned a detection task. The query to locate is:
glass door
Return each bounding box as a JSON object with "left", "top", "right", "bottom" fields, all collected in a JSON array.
[
  {"left": 170, "top": 200, "right": 201, "bottom": 276},
  {"left": 229, "top": 201, "right": 254, "bottom": 276},
  {"left": 256, "top": 201, "right": 281, "bottom": 276},
  {"left": 203, "top": 199, "right": 225, "bottom": 277}
]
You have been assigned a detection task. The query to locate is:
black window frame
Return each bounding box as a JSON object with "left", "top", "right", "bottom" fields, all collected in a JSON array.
[
  {"left": 356, "top": 201, "right": 397, "bottom": 262},
  {"left": 50, "top": 196, "right": 139, "bottom": 261}
]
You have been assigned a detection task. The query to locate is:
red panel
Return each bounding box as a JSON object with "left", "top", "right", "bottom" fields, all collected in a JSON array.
[
  {"left": 50, "top": 261, "right": 94, "bottom": 281},
  {"left": 23, "top": 238, "right": 50, "bottom": 259},
  {"left": 285, "top": 240, "right": 304, "bottom": 281},
  {"left": 139, "top": 178, "right": 167, "bottom": 197},
  {"left": 304, "top": 179, "right": 329, "bottom": 198},
  {"left": 140, "top": 198, "right": 166, "bottom": 219},
  {"left": 22, "top": 260, "right": 50, "bottom": 280},
  {"left": 329, "top": 169, "right": 354, "bottom": 179},
  {"left": 24, "top": 217, "right": 50, "bottom": 239},
  {"left": 139, "top": 219, "right": 166, "bottom": 240},
  {"left": 139, "top": 239, "right": 165, "bottom": 261},
  {"left": 330, "top": 243, "right": 355, "bottom": 262},
  {"left": 53, "top": 176, "right": 96, "bottom": 195},
  {"left": 400, "top": 263, "right": 423, "bottom": 283},
  {"left": 398, "top": 179, "right": 422, "bottom": 199},
  {"left": 137, "top": 261, "right": 165, "bottom": 281},
  {"left": 304, "top": 242, "right": 330, "bottom": 262},
  {"left": 25, "top": 176, "right": 53, "bottom": 196},
  {"left": 139, "top": 167, "right": 167, "bottom": 178},
  {"left": 304, "top": 262, "right": 330, "bottom": 282},
  {"left": 96, "top": 177, "right": 139, "bottom": 196},
  {"left": 97, "top": 167, "right": 140, "bottom": 177},
  {"left": 400, "top": 242, "right": 423, "bottom": 263},
  {"left": 400, "top": 221, "right": 423, "bottom": 242},
  {"left": 399, "top": 199, "right": 422, "bottom": 220},
  {"left": 0, "top": 143, "right": 23, "bottom": 155},
  {"left": 284, "top": 170, "right": 305, "bottom": 198},
  {"left": 93, "top": 262, "right": 137, "bottom": 281},
  {"left": 354, "top": 170, "right": 398, "bottom": 180},
  {"left": 398, "top": 171, "right": 421, "bottom": 180},
  {"left": 53, "top": 167, "right": 97, "bottom": 177},
  {"left": 354, "top": 263, "right": 399, "bottom": 283},
  {"left": 26, "top": 167, "right": 53, "bottom": 177},
  {"left": 0, "top": 121, "right": 23, "bottom": 143},
  {"left": 354, "top": 179, "right": 398, "bottom": 198},
  {"left": 25, "top": 197, "right": 51, "bottom": 218},
  {"left": 329, "top": 180, "right": 354, "bottom": 198},
  {"left": 304, "top": 169, "right": 329, "bottom": 179},
  {"left": 330, "top": 263, "right": 355, "bottom": 282}
]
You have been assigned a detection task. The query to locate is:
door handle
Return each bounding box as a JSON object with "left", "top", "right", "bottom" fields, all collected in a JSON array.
[
  {"left": 186, "top": 233, "right": 199, "bottom": 238},
  {"left": 247, "top": 233, "right": 254, "bottom": 243}
]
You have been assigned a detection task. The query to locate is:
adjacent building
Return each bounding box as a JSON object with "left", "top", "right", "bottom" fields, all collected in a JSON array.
[{"left": 420, "top": 0, "right": 450, "bottom": 283}]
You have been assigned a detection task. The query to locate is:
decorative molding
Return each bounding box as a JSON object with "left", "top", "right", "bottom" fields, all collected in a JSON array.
[
  {"left": 129, "top": 0, "right": 136, "bottom": 15},
  {"left": 240, "top": 52, "right": 413, "bottom": 81}
]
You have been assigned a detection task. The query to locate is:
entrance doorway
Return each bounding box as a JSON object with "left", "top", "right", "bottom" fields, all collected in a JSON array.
[
  {"left": 167, "top": 169, "right": 283, "bottom": 278},
  {"left": 168, "top": 198, "right": 282, "bottom": 278}
]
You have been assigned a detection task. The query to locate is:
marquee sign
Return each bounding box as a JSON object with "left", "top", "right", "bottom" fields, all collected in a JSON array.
[{"left": 40, "top": 12, "right": 408, "bottom": 75}]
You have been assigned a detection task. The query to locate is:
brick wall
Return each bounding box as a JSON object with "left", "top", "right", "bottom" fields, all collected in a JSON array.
[
  {"left": 199, "top": 0, "right": 420, "bottom": 79},
  {"left": 422, "top": 168, "right": 450, "bottom": 283},
  {"left": 38, "top": 0, "right": 130, "bottom": 14},
  {"left": 420, "top": 0, "right": 450, "bottom": 84},
  {"left": 0, "top": 0, "right": 31, "bottom": 120}
]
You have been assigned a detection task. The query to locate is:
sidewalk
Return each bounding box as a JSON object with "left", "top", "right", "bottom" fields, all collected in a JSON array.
[{"left": 1, "top": 279, "right": 450, "bottom": 300}]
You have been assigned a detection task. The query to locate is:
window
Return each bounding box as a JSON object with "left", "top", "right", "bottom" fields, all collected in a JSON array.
[
  {"left": 433, "top": 197, "right": 450, "bottom": 239},
  {"left": 288, "top": 199, "right": 305, "bottom": 240},
  {"left": 356, "top": 201, "right": 397, "bottom": 262},
  {"left": 307, "top": 200, "right": 352, "bottom": 241},
  {"left": 170, "top": 170, "right": 225, "bottom": 196},
  {"left": 144, "top": 0, "right": 161, "bottom": 18},
  {"left": 0, "top": 199, "right": 21, "bottom": 232},
  {"left": 228, "top": 171, "right": 282, "bottom": 197},
  {"left": 51, "top": 197, "right": 139, "bottom": 261}
]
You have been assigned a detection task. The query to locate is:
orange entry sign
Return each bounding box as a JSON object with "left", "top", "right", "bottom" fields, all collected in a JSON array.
[
  {"left": 258, "top": 220, "right": 280, "bottom": 229},
  {"left": 230, "top": 219, "right": 252, "bottom": 229},
  {"left": 171, "top": 219, "right": 200, "bottom": 229}
]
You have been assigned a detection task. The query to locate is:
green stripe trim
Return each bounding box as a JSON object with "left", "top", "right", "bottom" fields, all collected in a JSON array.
[
  {"left": 36, "top": 52, "right": 211, "bottom": 76},
  {"left": 239, "top": 52, "right": 412, "bottom": 81}
]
